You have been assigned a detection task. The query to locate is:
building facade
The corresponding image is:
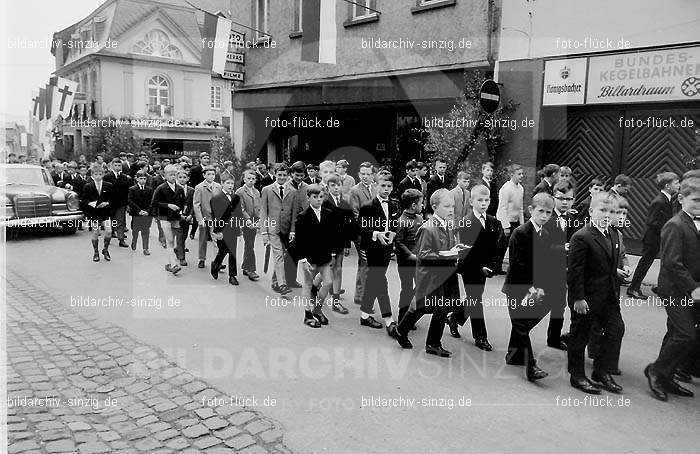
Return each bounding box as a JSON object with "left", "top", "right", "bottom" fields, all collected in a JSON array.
[
  {"left": 230, "top": 0, "right": 501, "bottom": 173},
  {"left": 51, "top": 0, "right": 236, "bottom": 158}
]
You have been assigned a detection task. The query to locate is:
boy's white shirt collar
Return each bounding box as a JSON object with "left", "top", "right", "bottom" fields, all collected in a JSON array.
[{"left": 661, "top": 190, "right": 672, "bottom": 201}]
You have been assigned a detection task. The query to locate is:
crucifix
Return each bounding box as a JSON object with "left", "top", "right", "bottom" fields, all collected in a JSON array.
[
  {"left": 58, "top": 84, "right": 74, "bottom": 110},
  {"left": 32, "top": 96, "right": 40, "bottom": 116}
]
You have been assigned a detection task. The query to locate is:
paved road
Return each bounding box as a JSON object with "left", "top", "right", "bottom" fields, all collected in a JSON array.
[{"left": 5, "top": 228, "right": 699, "bottom": 453}]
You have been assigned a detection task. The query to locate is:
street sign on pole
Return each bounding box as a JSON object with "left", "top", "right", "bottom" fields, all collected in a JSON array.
[{"left": 479, "top": 79, "right": 500, "bottom": 114}]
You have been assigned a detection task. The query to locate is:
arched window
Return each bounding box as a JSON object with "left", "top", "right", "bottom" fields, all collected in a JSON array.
[
  {"left": 133, "top": 30, "right": 182, "bottom": 59},
  {"left": 147, "top": 75, "right": 170, "bottom": 115}
]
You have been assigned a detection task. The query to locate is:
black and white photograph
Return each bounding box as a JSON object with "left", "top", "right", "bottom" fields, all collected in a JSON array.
[{"left": 1, "top": 0, "right": 699, "bottom": 452}]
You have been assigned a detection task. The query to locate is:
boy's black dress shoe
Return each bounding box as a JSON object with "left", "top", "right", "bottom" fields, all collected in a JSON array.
[
  {"left": 247, "top": 271, "right": 260, "bottom": 281},
  {"left": 626, "top": 288, "right": 646, "bottom": 299},
  {"left": 312, "top": 311, "right": 329, "bottom": 325},
  {"left": 475, "top": 338, "right": 493, "bottom": 351},
  {"left": 591, "top": 371, "right": 622, "bottom": 393},
  {"left": 229, "top": 276, "right": 239, "bottom": 286},
  {"left": 102, "top": 249, "right": 111, "bottom": 261},
  {"left": 179, "top": 260, "right": 187, "bottom": 266},
  {"left": 527, "top": 365, "right": 548, "bottom": 381},
  {"left": 198, "top": 260, "right": 205, "bottom": 268},
  {"left": 93, "top": 252, "right": 100, "bottom": 262},
  {"left": 547, "top": 339, "right": 568, "bottom": 351},
  {"left": 331, "top": 301, "right": 348, "bottom": 314},
  {"left": 360, "top": 316, "right": 382, "bottom": 329},
  {"left": 664, "top": 380, "right": 693, "bottom": 397},
  {"left": 644, "top": 364, "right": 668, "bottom": 401},
  {"left": 143, "top": 250, "right": 150, "bottom": 256},
  {"left": 674, "top": 370, "right": 692, "bottom": 383},
  {"left": 119, "top": 241, "right": 129, "bottom": 248},
  {"left": 131, "top": 241, "right": 137, "bottom": 251},
  {"left": 446, "top": 314, "right": 461, "bottom": 338},
  {"left": 426, "top": 345, "right": 452, "bottom": 358},
  {"left": 211, "top": 263, "right": 219, "bottom": 279},
  {"left": 278, "top": 285, "right": 292, "bottom": 295},
  {"left": 386, "top": 322, "right": 398, "bottom": 339},
  {"left": 395, "top": 333, "right": 413, "bottom": 349},
  {"left": 609, "top": 368, "right": 622, "bottom": 376},
  {"left": 570, "top": 376, "right": 602, "bottom": 394}
]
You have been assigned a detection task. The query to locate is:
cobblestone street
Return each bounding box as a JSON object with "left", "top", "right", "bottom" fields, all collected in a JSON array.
[{"left": 5, "top": 270, "right": 291, "bottom": 454}]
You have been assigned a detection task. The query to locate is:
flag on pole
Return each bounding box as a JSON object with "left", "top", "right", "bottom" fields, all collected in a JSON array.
[
  {"left": 301, "top": 0, "right": 337, "bottom": 64},
  {"left": 54, "top": 77, "right": 78, "bottom": 119},
  {"left": 38, "top": 87, "right": 47, "bottom": 121},
  {"left": 31, "top": 90, "right": 40, "bottom": 120},
  {"left": 201, "top": 12, "right": 232, "bottom": 74}
]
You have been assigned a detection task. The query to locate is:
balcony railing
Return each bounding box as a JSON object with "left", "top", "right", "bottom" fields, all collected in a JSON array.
[{"left": 146, "top": 103, "right": 173, "bottom": 117}]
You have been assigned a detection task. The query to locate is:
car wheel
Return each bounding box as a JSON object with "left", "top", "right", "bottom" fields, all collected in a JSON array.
[{"left": 61, "top": 223, "right": 78, "bottom": 235}]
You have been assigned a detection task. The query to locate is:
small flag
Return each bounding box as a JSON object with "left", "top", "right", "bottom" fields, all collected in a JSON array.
[
  {"left": 31, "top": 90, "right": 40, "bottom": 119},
  {"left": 201, "top": 12, "right": 232, "bottom": 74},
  {"left": 301, "top": 0, "right": 337, "bottom": 64}
]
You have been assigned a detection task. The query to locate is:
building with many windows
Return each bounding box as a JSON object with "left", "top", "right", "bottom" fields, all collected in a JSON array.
[
  {"left": 51, "top": 0, "right": 236, "bottom": 158},
  {"left": 230, "top": 0, "right": 500, "bottom": 172}
]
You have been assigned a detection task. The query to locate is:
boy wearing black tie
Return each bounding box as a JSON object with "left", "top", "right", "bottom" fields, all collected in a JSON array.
[
  {"left": 151, "top": 164, "right": 185, "bottom": 275},
  {"left": 503, "top": 193, "right": 554, "bottom": 381},
  {"left": 359, "top": 173, "right": 400, "bottom": 336},
  {"left": 323, "top": 175, "right": 353, "bottom": 314},
  {"left": 395, "top": 189, "right": 424, "bottom": 324},
  {"left": 83, "top": 163, "right": 114, "bottom": 262},
  {"left": 296, "top": 185, "right": 336, "bottom": 327},
  {"left": 448, "top": 184, "right": 501, "bottom": 351},
  {"left": 127, "top": 170, "right": 154, "bottom": 255},
  {"left": 567, "top": 192, "right": 625, "bottom": 394},
  {"left": 395, "top": 189, "right": 466, "bottom": 357},
  {"left": 209, "top": 177, "right": 244, "bottom": 285},
  {"left": 645, "top": 177, "right": 700, "bottom": 401}
]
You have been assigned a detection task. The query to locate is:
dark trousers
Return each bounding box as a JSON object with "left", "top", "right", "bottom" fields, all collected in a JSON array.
[
  {"left": 629, "top": 239, "right": 659, "bottom": 291},
  {"left": 652, "top": 296, "right": 697, "bottom": 380},
  {"left": 453, "top": 273, "right": 488, "bottom": 340},
  {"left": 175, "top": 220, "right": 189, "bottom": 260},
  {"left": 506, "top": 294, "right": 548, "bottom": 367},
  {"left": 545, "top": 286, "right": 567, "bottom": 344},
  {"left": 397, "top": 262, "right": 415, "bottom": 323},
  {"left": 131, "top": 216, "right": 152, "bottom": 250},
  {"left": 360, "top": 251, "right": 392, "bottom": 318},
  {"left": 280, "top": 232, "right": 299, "bottom": 285},
  {"left": 110, "top": 205, "right": 127, "bottom": 240},
  {"left": 495, "top": 222, "right": 520, "bottom": 272},
  {"left": 398, "top": 305, "right": 447, "bottom": 347},
  {"left": 156, "top": 219, "right": 165, "bottom": 244},
  {"left": 213, "top": 237, "right": 238, "bottom": 277},
  {"left": 568, "top": 305, "right": 624, "bottom": 377},
  {"left": 189, "top": 220, "right": 198, "bottom": 239},
  {"left": 241, "top": 227, "right": 257, "bottom": 272}
]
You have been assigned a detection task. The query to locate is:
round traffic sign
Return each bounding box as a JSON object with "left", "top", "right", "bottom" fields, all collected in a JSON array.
[{"left": 479, "top": 80, "right": 500, "bottom": 114}]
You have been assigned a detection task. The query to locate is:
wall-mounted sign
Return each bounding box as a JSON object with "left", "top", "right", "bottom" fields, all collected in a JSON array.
[
  {"left": 229, "top": 31, "right": 245, "bottom": 46},
  {"left": 587, "top": 47, "right": 700, "bottom": 104},
  {"left": 542, "top": 58, "right": 587, "bottom": 106},
  {"left": 223, "top": 70, "right": 244, "bottom": 82},
  {"left": 226, "top": 51, "right": 244, "bottom": 64}
]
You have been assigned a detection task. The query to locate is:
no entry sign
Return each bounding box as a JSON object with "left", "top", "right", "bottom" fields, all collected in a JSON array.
[{"left": 479, "top": 80, "right": 500, "bottom": 114}]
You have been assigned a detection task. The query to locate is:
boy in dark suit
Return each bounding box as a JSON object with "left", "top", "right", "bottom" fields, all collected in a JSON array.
[
  {"left": 359, "top": 173, "right": 401, "bottom": 336},
  {"left": 627, "top": 172, "right": 680, "bottom": 299},
  {"left": 323, "top": 175, "right": 354, "bottom": 314},
  {"left": 296, "top": 185, "right": 337, "bottom": 327},
  {"left": 395, "top": 189, "right": 424, "bottom": 324},
  {"left": 425, "top": 159, "right": 449, "bottom": 215},
  {"left": 567, "top": 192, "right": 625, "bottom": 394},
  {"left": 175, "top": 169, "right": 195, "bottom": 266},
  {"left": 447, "top": 185, "right": 501, "bottom": 351},
  {"left": 397, "top": 160, "right": 422, "bottom": 200},
  {"left": 209, "top": 176, "right": 244, "bottom": 285},
  {"left": 73, "top": 164, "right": 90, "bottom": 230},
  {"left": 532, "top": 163, "right": 560, "bottom": 197},
  {"left": 575, "top": 178, "right": 605, "bottom": 228},
  {"left": 645, "top": 176, "right": 700, "bottom": 401},
  {"left": 395, "top": 188, "right": 466, "bottom": 357},
  {"left": 83, "top": 163, "right": 114, "bottom": 262},
  {"left": 503, "top": 193, "right": 554, "bottom": 381},
  {"left": 236, "top": 169, "right": 261, "bottom": 281},
  {"left": 104, "top": 158, "right": 132, "bottom": 247},
  {"left": 127, "top": 170, "right": 154, "bottom": 255},
  {"left": 543, "top": 180, "right": 576, "bottom": 350},
  {"left": 151, "top": 164, "right": 186, "bottom": 275}
]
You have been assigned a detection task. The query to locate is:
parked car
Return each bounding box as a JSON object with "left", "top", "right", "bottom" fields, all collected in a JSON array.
[{"left": 2, "top": 164, "right": 83, "bottom": 234}]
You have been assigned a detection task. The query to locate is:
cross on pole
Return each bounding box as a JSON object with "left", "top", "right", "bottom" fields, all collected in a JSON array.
[
  {"left": 32, "top": 96, "right": 40, "bottom": 115},
  {"left": 58, "top": 84, "right": 74, "bottom": 110}
]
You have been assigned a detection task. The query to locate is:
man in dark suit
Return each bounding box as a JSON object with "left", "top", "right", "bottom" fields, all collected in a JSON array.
[
  {"left": 83, "top": 164, "right": 114, "bottom": 262},
  {"left": 255, "top": 162, "right": 274, "bottom": 192},
  {"left": 104, "top": 158, "right": 132, "bottom": 247},
  {"left": 448, "top": 185, "right": 501, "bottom": 351},
  {"left": 189, "top": 152, "right": 210, "bottom": 189},
  {"left": 567, "top": 192, "right": 625, "bottom": 394},
  {"left": 296, "top": 185, "right": 337, "bottom": 327},
  {"left": 532, "top": 163, "right": 560, "bottom": 198},
  {"left": 359, "top": 173, "right": 401, "bottom": 336},
  {"left": 127, "top": 170, "right": 154, "bottom": 255},
  {"left": 543, "top": 181, "right": 577, "bottom": 350},
  {"left": 397, "top": 160, "right": 422, "bottom": 199},
  {"left": 645, "top": 176, "right": 700, "bottom": 401},
  {"left": 209, "top": 176, "right": 244, "bottom": 285},
  {"left": 503, "top": 193, "right": 555, "bottom": 382},
  {"left": 425, "top": 159, "right": 449, "bottom": 214},
  {"left": 628, "top": 172, "right": 680, "bottom": 299},
  {"left": 51, "top": 162, "right": 69, "bottom": 188}
]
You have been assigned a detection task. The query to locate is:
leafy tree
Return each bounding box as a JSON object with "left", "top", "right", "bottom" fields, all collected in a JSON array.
[{"left": 84, "top": 117, "right": 153, "bottom": 161}]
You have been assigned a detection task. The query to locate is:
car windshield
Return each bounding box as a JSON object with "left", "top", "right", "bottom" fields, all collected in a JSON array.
[{"left": 3, "top": 168, "right": 54, "bottom": 186}]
